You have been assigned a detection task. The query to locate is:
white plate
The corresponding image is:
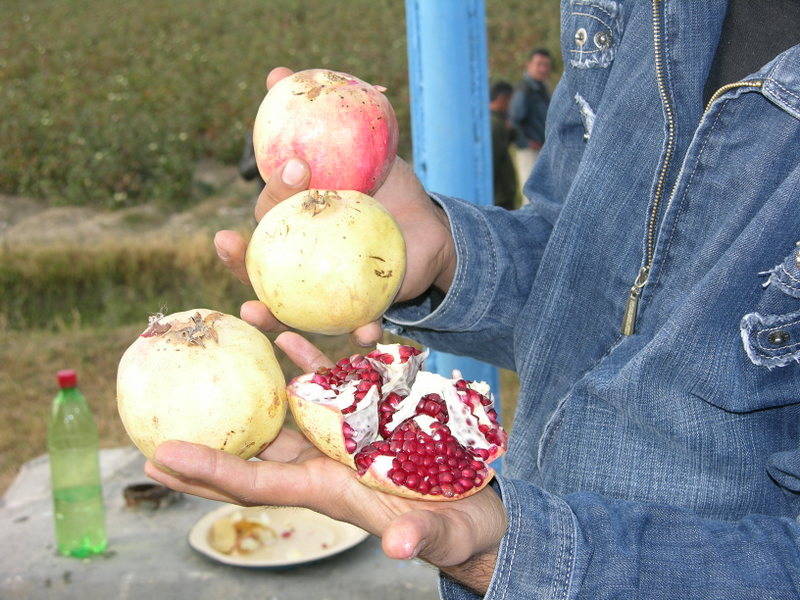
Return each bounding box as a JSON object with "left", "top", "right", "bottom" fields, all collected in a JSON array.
[{"left": 188, "top": 504, "right": 370, "bottom": 568}]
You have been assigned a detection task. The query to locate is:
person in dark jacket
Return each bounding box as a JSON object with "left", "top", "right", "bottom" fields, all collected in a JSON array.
[
  {"left": 489, "top": 81, "right": 517, "bottom": 210},
  {"left": 509, "top": 48, "right": 552, "bottom": 199}
]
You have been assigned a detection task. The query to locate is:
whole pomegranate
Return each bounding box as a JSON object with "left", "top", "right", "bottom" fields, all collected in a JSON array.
[
  {"left": 117, "top": 309, "right": 287, "bottom": 460},
  {"left": 253, "top": 68, "right": 398, "bottom": 194},
  {"left": 288, "top": 344, "right": 507, "bottom": 501},
  {"left": 246, "top": 189, "right": 405, "bottom": 335}
]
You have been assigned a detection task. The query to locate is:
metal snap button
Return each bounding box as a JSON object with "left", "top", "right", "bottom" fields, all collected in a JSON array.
[
  {"left": 575, "top": 28, "right": 588, "bottom": 47},
  {"left": 594, "top": 30, "right": 611, "bottom": 49},
  {"left": 768, "top": 330, "right": 790, "bottom": 345}
]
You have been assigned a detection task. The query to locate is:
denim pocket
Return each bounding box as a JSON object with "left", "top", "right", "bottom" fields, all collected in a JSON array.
[
  {"left": 565, "top": 0, "right": 622, "bottom": 70},
  {"left": 740, "top": 246, "right": 800, "bottom": 369}
]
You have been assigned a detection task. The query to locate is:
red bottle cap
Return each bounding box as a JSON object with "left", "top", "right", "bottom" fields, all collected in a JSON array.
[{"left": 57, "top": 369, "right": 78, "bottom": 389}]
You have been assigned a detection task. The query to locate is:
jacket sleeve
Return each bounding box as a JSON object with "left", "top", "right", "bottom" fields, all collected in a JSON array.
[
  {"left": 383, "top": 193, "right": 553, "bottom": 371},
  {"left": 440, "top": 476, "right": 800, "bottom": 600}
]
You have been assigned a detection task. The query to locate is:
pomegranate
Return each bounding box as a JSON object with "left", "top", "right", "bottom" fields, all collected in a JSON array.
[
  {"left": 253, "top": 68, "right": 398, "bottom": 194},
  {"left": 117, "top": 309, "right": 287, "bottom": 460},
  {"left": 246, "top": 189, "right": 405, "bottom": 335},
  {"left": 288, "top": 344, "right": 507, "bottom": 501}
]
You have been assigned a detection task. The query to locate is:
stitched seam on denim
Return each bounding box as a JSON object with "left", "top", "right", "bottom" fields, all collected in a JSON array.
[
  {"left": 469, "top": 203, "right": 501, "bottom": 330},
  {"left": 755, "top": 318, "right": 800, "bottom": 353},
  {"left": 552, "top": 501, "right": 573, "bottom": 600},
  {"left": 779, "top": 264, "right": 800, "bottom": 285},
  {"left": 570, "top": 11, "right": 612, "bottom": 30},
  {"left": 496, "top": 480, "right": 521, "bottom": 600},
  {"left": 571, "top": 0, "right": 615, "bottom": 22},
  {"left": 651, "top": 101, "right": 726, "bottom": 293},
  {"left": 764, "top": 78, "right": 800, "bottom": 122},
  {"left": 564, "top": 509, "right": 579, "bottom": 599}
]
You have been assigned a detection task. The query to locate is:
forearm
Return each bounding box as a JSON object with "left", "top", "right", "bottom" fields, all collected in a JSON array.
[{"left": 439, "top": 545, "right": 499, "bottom": 596}]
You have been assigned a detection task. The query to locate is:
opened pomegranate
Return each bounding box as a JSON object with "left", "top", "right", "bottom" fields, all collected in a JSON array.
[
  {"left": 246, "top": 189, "right": 405, "bottom": 335},
  {"left": 117, "top": 309, "right": 287, "bottom": 460},
  {"left": 288, "top": 344, "right": 507, "bottom": 500},
  {"left": 253, "top": 68, "right": 398, "bottom": 194}
]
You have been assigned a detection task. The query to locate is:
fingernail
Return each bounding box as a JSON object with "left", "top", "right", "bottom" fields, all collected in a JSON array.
[
  {"left": 214, "top": 242, "right": 229, "bottom": 262},
  {"left": 281, "top": 158, "right": 306, "bottom": 187}
]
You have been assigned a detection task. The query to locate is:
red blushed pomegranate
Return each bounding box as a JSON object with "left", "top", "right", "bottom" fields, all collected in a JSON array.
[
  {"left": 287, "top": 344, "right": 507, "bottom": 501},
  {"left": 253, "top": 69, "right": 398, "bottom": 194}
]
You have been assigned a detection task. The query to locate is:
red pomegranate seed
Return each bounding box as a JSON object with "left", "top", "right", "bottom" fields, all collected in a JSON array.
[{"left": 345, "top": 438, "right": 357, "bottom": 453}]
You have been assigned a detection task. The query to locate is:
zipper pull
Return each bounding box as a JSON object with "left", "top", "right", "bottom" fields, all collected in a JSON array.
[{"left": 621, "top": 265, "right": 650, "bottom": 336}]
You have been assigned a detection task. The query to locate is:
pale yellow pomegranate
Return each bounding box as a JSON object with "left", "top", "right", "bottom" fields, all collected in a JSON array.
[
  {"left": 117, "top": 309, "right": 286, "bottom": 460},
  {"left": 246, "top": 189, "right": 405, "bottom": 335}
]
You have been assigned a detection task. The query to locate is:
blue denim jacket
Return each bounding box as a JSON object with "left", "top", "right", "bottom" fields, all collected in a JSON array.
[{"left": 386, "top": 1, "right": 800, "bottom": 598}]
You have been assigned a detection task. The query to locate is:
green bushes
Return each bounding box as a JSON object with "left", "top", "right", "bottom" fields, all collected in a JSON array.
[{"left": 1, "top": 0, "right": 559, "bottom": 208}]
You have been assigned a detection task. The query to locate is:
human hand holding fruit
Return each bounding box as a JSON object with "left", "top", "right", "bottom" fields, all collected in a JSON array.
[
  {"left": 145, "top": 332, "right": 506, "bottom": 595},
  {"left": 214, "top": 67, "right": 457, "bottom": 345}
]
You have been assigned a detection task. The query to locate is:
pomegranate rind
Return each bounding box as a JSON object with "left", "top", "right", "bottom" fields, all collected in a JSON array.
[
  {"left": 357, "top": 467, "right": 495, "bottom": 501},
  {"left": 246, "top": 190, "right": 406, "bottom": 335},
  {"left": 253, "top": 68, "right": 398, "bottom": 194},
  {"left": 287, "top": 384, "right": 356, "bottom": 469},
  {"left": 117, "top": 309, "right": 287, "bottom": 460}
]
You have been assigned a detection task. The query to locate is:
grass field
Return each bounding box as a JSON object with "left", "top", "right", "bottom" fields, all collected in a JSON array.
[{"left": 1, "top": 0, "right": 559, "bottom": 207}]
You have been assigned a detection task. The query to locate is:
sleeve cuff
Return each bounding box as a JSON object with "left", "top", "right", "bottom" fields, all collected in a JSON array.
[
  {"left": 384, "top": 192, "right": 499, "bottom": 333},
  {"left": 439, "top": 476, "right": 579, "bottom": 600}
]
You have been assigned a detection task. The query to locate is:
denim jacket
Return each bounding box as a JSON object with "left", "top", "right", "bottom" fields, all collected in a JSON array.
[{"left": 386, "top": 1, "right": 800, "bottom": 598}]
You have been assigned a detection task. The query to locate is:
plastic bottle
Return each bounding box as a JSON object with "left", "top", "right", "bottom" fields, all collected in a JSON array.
[{"left": 47, "top": 369, "right": 107, "bottom": 557}]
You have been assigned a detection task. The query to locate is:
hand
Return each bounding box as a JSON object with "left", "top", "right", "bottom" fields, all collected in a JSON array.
[
  {"left": 145, "top": 333, "right": 507, "bottom": 594},
  {"left": 215, "top": 67, "right": 456, "bottom": 346}
]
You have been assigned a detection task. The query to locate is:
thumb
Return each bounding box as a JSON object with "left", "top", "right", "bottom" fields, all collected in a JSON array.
[
  {"left": 381, "top": 510, "right": 475, "bottom": 567},
  {"left": 254, "top": 157, "right": 310, "bottom": 220}
]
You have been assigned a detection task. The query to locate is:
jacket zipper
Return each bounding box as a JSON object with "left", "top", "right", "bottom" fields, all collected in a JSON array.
[
  {"left": 703, "top": 80, "right": 763, "bottom": 113},
  {"left": 621, "top": 0, "right": 675, "bottom": 336},
  {"left": 621, "top": 0, "right": 763, "bottom": 335}
]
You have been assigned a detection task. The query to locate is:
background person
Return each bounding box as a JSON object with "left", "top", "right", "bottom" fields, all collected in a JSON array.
[
  {"left": 489, "top": 81, "right": 517, "bottom": 210},
  {"left": 509, "top": 48, "right": 551, "bottom": 199}
]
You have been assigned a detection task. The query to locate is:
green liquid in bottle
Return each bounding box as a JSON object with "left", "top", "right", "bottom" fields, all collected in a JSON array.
[{"left": 48, "top": 371, "right": 107, "bottom": 557}]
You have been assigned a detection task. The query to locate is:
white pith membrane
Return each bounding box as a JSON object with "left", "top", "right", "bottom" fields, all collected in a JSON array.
[{"left": 290, "top": 344, "right": 507, "bottom": 499}]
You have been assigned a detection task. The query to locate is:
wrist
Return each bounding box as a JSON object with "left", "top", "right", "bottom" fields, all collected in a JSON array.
[
  {"left": 439, "top": 543, "right": 500, "bottom": 596},
  {"left": 431, "top": 202, "right": 456, "bottom": 293}
]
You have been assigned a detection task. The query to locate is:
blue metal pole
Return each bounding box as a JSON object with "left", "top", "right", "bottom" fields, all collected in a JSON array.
[{"left": 404, "top": 0, "right": 502, "bottom": 468}]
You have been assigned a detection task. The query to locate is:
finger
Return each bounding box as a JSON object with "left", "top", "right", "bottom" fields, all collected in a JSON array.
[
  {"left": 239, "top": 300, "right": 289, "bottom": 333},
  {"left": 382, "top": 509, "right": 475, "bottom": 566},
  {"left": 274, "top": 331, "right": 335, "bottom": 371},
  {"left": 153, "top": 441, "right": 311, "bottom": 506},
  {"left": 145, "top": 460, "right": 242, "bottom": 505},
  {"left": 257, "top": 428, "right": 312, "bottom": 462},
  {"left": 214, "top": 230, "right": 249, "bottom": 285},
  {"left": 350, "top": 321, "right": 383, "bottom": 347},
  {"left": 266, "top": 67, "right": 294, "bottom": 90},
  {"left": 254, "top": 158, "right": 310, "bottom": 220}
]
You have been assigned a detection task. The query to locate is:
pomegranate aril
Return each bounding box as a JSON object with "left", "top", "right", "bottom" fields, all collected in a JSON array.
[
  {"left": 401, "top": 460, "right": 416, "bottom": 473},
  {"left": 453, "top": 483, "right": 465, "bottom": 495},
  {"left": 405, "top": 473, "right": 420, "bottom": 488},
  {"left": 390, "top": 470, "right": 406, "bottom": 485},
  {"left": 429, "top": 486, "right": 441, "bottom": 495},
  {"left": 417, "top": 480, "right": 430, "bottom": 494},
  {"left": 440, "top": 484, "right": 455, "bottom": 497},
  {"left": 461, "top": 468, "right": 477, "bottom": 478},
  {"left": 438, "top": 472, "right": 454, "bottom": 484},
  {"left": 457, "top": 478, "right": 474, "bottom": 490},
  {"left": 345, "top": 438, "right": 357, "bottom": 453}
]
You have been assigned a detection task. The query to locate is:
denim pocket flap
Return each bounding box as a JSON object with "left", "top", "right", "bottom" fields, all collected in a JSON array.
[
  {"left": 566, "top": 0, "right": 622, "bottom": 69},
  {"left": 763, "top": 245, "right": 800, "bottom": 299},
  {"left": 741, "top": 310, "right": 800, "bottom": 369}
]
